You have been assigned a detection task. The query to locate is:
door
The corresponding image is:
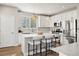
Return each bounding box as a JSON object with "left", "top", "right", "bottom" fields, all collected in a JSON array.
[{"left": 0, "top": 15, "right": 18, "bottom": 48}]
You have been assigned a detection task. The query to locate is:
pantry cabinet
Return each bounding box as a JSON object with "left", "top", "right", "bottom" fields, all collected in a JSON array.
[{"left": 0, "top": 5, "right": 19, "bottom": 48}]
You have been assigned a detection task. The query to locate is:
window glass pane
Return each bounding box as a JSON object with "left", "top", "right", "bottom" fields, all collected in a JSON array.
[
  {"left": 26, "top": 17, "right": 29, "bottom": 28},
  {"left": 21, "top": 16, "right": 29, "bottom": 28},
  {"left": 31, "top": 16, "right": 37, "bottom": 28}
]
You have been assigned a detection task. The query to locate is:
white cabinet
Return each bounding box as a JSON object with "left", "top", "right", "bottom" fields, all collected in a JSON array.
[
  {"left": 20, "top": 15, "right": 52, "bottom": 28},
  {"left": 37, "top": 16, "right": 51, "bottom": 27},
  {"left": 20, "top": 15, "right": 37, "bottom": 29},
  {"left": 20, "top": 16, "right": 30, "bottom": 28},
  {"left": 0, "top": 5, "right": 19, "bottom": 48},
  {"left": 1, "top": 16, "right": 15, "bottom": 47}
]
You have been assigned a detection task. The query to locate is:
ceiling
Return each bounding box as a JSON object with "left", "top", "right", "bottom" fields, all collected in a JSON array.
[{"left": 2, "top": 3, "right": 79, "bottom": 15}]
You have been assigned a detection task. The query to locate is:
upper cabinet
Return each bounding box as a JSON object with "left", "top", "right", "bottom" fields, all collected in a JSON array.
[
  {"left": 37, "top": 16, "right": 52, "bottom": 27},
  {"left": 20, "top": 16, "right": 30, "bottom": 28},
  {"left": 30, "top": 15, "right": 37, "bottom": 28},
  {"left": 20, "top": 15, "right": 52, "bottom": 28},
  {"left": 20, "top": 15, "right": 37, "bottom": 29}
]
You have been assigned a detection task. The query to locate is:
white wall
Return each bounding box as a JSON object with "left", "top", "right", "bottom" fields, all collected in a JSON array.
[
  {"left": 0, "top": 5, "right": 17, "bottom": 15},
  {"left": 51, "top": 9, "right": 77, "bottom": 36}
]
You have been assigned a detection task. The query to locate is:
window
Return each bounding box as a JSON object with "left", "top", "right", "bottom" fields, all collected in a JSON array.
[
  {"left": 21, "top": 15, "right": 37, "bottom": 29},
  {"left": 31, "top": 15, "right": 37, "bottom": 28},
  {"left": 21, "top": 16, "right": 29, "bottom": 28}
]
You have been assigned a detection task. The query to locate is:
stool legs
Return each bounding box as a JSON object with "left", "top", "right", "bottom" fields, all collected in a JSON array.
[
  {"left": 45, "top": 39, "right": 47, "bottom": 56},
  {"left": 55, "top": 38, "right": 57, "bottom": 47},
  {"left": 33, "top": 40, "right": 35, "bottom": 56},
  {"left": 36, "top": 45, "right": 37, "bottom": 54},
  {"left": 59, "top": 37, "right": 61, "bottom": 45},
  {"left": 49, "top": 43, "right": 50, "bottom": 51},
  {"left": 40, "top": 39, "right": 42, "bottom": 56},
  {"left": 28, "top": 43, "right": 30, "bottom": 56},
  {"left": 51, "top": 38, "right": 54, "bottom": 47}
]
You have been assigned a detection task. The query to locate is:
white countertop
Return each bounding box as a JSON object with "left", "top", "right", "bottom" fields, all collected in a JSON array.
[
  {"left": 51, "top": 42, "right": 79, "bottom": 56},
  {"left": 21, "top": 33, "right": 56, "bottom": 37}
]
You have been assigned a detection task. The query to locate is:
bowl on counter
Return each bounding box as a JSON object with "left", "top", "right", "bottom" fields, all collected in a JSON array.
[{"left": 37, "top": 32, "right": 43, "bottom": 35}]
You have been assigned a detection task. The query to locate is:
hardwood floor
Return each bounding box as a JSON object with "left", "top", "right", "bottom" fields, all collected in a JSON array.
[
  {"left": 0, "top": 45, "right": 22, "bottom": 56},
  {"left": 0, "top": 42, "right": 61, "bottom": 56}
]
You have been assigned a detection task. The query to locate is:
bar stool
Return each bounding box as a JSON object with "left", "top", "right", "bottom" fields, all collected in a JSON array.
[
  {"left": 54, "top": 33, "right": 61, "bottom": 47},
  {"left": 28, "top": 35, "right": 43, "bottom": 56},
  {"left": 50, "top": 35, "right": 55, "bottom": 47},
  {"left": 42, "top": 34, "right": 53, "bottom": 55}
]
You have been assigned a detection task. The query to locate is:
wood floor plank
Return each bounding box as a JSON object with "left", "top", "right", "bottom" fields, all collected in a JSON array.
[{"left": 0, "top": 45, "right": 22, "bottom": 56}]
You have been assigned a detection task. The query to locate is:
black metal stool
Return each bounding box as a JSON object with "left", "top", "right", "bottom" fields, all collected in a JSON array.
[
  {"left": 28, "top": 35, "right": 43, "bottom": 56},
  {"left": 54, "top": 34, "right": 61, "bottom": 47},
  {"left": 42, "top": 34, "right": 53, "bottom": 56}
]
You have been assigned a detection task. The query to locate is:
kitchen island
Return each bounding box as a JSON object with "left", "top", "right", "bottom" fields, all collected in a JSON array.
[{"left": 19, "top": 33, "right": 63, "bottom": 56}]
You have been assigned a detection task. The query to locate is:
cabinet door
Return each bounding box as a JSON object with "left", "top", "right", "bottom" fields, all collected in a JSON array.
[
  {"left": 45, "top": 17, "right": 51, "bottom": 27},
  {"left": 20, "top": 16, "right": 30, "bottom": 28},
  {"left": 0, "top": 15, "right": 18, "bottom": 47},
  {"left": 39, "top": 16, "right": 45, "bottom": 27},
  {"left": 39, "top": 16, "right": 51, "bottom": 27},
  {"left": 30, "top": 16, "right": 37, "bottom": 28}
]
